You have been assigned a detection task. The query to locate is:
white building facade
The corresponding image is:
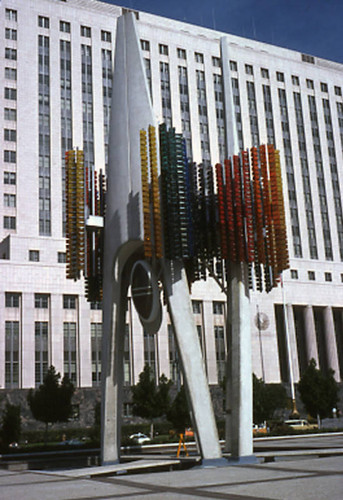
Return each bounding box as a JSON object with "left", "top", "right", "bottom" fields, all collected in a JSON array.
[{"left": 1, "top": 0, "right": 342, "bottom": 393}]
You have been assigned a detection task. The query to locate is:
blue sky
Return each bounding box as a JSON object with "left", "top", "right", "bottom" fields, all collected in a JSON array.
[{"left": 103, "top": 0, "right": 343, "bottom": 64}]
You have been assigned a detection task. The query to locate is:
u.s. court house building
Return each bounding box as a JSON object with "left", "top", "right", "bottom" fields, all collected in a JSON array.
[{"left": 1, "top": 0, "right": 343, "bottom": 399}]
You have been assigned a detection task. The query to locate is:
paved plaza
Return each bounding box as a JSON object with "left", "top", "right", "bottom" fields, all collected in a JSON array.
[{"left": 0, "top": 455, "right": 342, "bottom": 500}]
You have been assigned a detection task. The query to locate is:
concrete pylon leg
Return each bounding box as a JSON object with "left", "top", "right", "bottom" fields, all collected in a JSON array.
[
  {"left": 226, "top": 262, "right": 254, "bottom": 461},
  {"left": 101, "top": 266, "right": 129, "bottom": 464},
  {"left": 163, "top": 259, "right": 223, "bottom": 462}
]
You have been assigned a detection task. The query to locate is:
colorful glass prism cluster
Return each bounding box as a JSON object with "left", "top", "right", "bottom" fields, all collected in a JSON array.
[{"left": 140, "top": 124, "right": 289, "bottom": 292}]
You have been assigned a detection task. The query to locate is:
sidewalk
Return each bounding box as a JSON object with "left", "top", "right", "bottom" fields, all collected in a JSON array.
[{"left": 0, "top": 454, "right": 342, "bottom": 499}]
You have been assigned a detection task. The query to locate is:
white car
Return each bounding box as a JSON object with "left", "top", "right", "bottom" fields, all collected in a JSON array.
[
  {"left": 284, "top": 419, "right": 318, "bottom": 431},
  {"left": 129, "top": 432, "right": 151, "bottom": 444}
]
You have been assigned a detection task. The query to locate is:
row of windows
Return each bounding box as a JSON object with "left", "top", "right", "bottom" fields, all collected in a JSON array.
[
  {"left": 1, "top": 249, "right": 66, "bottom": 261},
  {"left": 37, "top": 15, "right": 112, "bottom": 42},
  {"left": 4, "top": 319, "right": 227, "bottom": 388},
  {"left": 290, "top": 269, "right": 343, "bottom": 282},
  {"left": 5, "top": 292, "right": 76, "bottom": 309},
  {"left": 231, "top": 61, "right": 342, "bottom": 95},
  {"left": 4, "top": 292, "right": 224, "bottom": 315},
  {"left": 141, "top": 40, "right": 221, "bottom": 68}
]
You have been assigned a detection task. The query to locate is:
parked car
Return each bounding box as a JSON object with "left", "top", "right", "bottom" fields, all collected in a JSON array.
[
  {"left": 284, "top": 419, "right": 318, "bottom": 431},
  {"left": 129, "top": 432, "right": 151, "bottom": 444}
]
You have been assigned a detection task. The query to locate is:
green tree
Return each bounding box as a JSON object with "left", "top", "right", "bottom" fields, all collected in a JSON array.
[
  {"left": 167, "top": 385, "right": 191, "bottom": 433},
  {"left": 298, "top": 358, "right": 339, "bottom": 422},
  {"left": 27, "top": 365, "right": 75, "bottom": 443},
  {"left": 156, "top": 373, "right": 172, "bottom": 416},
  {"left": 131, "top": 364, "right": 172, "bottom": 437},
  {"left": 253, "top": 373, "right": 287, "bottom": 423},
  {"left": 0, "top": 403, "right": 21, "bottom": 449}
]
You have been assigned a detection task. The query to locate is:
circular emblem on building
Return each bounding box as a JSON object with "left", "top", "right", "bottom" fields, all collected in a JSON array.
[{"left": 255, "top": 312, "right": 270, "bottom": 331}]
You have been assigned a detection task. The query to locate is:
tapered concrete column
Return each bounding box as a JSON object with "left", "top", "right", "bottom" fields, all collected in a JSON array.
[
  {"left": 163, "top": 259, "right": 223, "bottom": 463},
  {"left": 226, "top": 263, "right": 253, "bottom": 460},
  {"left": 304, "top": 305, "right": 319, "bottom": 365},
  {"left": 285, "top": 304, "right": 300, "bottom": 382},
  {"left": 323, "top": 306, "right": 340, "bottom": 381}
]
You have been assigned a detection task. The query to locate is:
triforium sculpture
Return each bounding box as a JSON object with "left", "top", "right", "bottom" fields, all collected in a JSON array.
[{"left": 65, "top": 12, "right": 289, "bottom": 465}]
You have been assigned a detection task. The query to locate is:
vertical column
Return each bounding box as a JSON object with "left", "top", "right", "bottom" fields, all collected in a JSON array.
[
  {"left": 286, "top": 304, "right": 300, "bottom": 382},
  {"left": 131, "top": 302, "right": 144, "bottom": 384},
  {"left": 304, "top": 305, "right": 319, "bottom": 365},
  {"left": 79, "top": 296, "right": 92, "bottom": 387},
  {"left": 164, "top": 259, "right": 222, "bottom": 463},
  {"left": 323, "top": 307, "right": 340, "bottom": 381},
  {"left": 227, "top": 263, "right": 254, "bottom": 460}
]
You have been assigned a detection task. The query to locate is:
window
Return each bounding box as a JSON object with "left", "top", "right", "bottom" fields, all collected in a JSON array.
[
  {"left": 292, "top": 75, "right": 299, "bottom": 85},
  {"left": 5, "top": 321, "right": 20, "bottom": 388},
  {"left": 261, "top": 68, "right": 269, "bottom": 78},
  {"left": 4, "top": 150, "right": 16, "bottom": 163},
  {"left": 5, "top": 9, "right": 17, "bottom": 21},
  {"left": 60, "top": 21, "right": 70, "bottom": 33},
  {"left": 91, "top": 323, "right": 102, "bottom": 386},
  {"left": 38, "top": 16, "right": 49, "bottom": 28},
  {"left": 334, "top": 86, "right": 342, "bottom": 96},
  {"left": 35, "top": 322, "right": 49, "bottom": 386},
  {"left": 4, "top": 216, "right": 16, "bottom": 229},
  {"left": 101, "top": 30, "right": 111, "bottom": 42},
  {"left": 4, "top": 172, "right": 16, "bottom": 185},
  {"left": 230, "top": 60, "right": 237, "bottom": 71},
  {"left": 214, "top": 325, "right": 226, "bottom": 383},
  {"left": 5, "top": 88, "right": 17, "bottom": 100},
  {"left": 306, "top": 79, "right": 314, "bottom": 89},
  {"left": 276, "top": 71, "right": 284, "bottom": 82},
  {"left": 192, "top": 300, "right": 202, "bottom": 314},
  {"left": 140, "top": 39, "right": 150, "bottom": 51},
  {"left": 245, "top": 64, "right": 253, "bottom": 75},
  {"left": 35, "top": 293, "right": 49, "bottom": 308},
  {"left": 63, "top": 294, "right": 77, "bottom": 309},
  {"left": 58, "top": 251, "right": 66, "bottom": 263},
  {"left": 212, "top": 56, "right": 220, "bottom": 67},
  {"left": 5, "top": 28, "right": 17, "bottom": 40},
  {"left": 308, "top": 271, "right": 315, "bottom": 281},
  {"left": 29, "top": 250, "right": 40, "bottom": 262},
  {"left": 213, "top": 301, "right": 224, "bottom": 314},
  {"left": 159, "top": 44, "right": 168, "bottom": 55},
  {"left": 320, "top": 82, "right": 328, "bottom": 93},
  {"left": 4, "top": 129, "right": 16, "bottom": 141},
  {"left": 325, "top": 272, "right": 332, "bottom": 282},
  {"left": 177, "top": 48, "right": 186, "bottom": 59},
  {"left": 5, "top": 67, "right": 17, "bottom": 80},
  {"left": 5, "top": 108, "right": 16, "bottom": 121},
  {"left": 290, "top": 269, "right": 298, "bottom": 279},
  {"left": 5, "top": 292, "right": 20, "bottom": 307},
  {"left": 5, "top": 48, "right": 17, "bottom": 60},
  {"left": 64, "top": 322, "right": 77, "bottom": 383},
  {"left": 80, "top": 25, "right": 91, "bottom": 37},
  {"left": 302, "top": 54, "right": 315, "bottom": 64},
  {"left": 195, "top": 52, "right": 204, "bottom": 63},
  {"left": 90, "top": 301, "right": 102, "bottom": 310},
  {"left": 4, "top": 193, "right": 16, "bottom": 207}
]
